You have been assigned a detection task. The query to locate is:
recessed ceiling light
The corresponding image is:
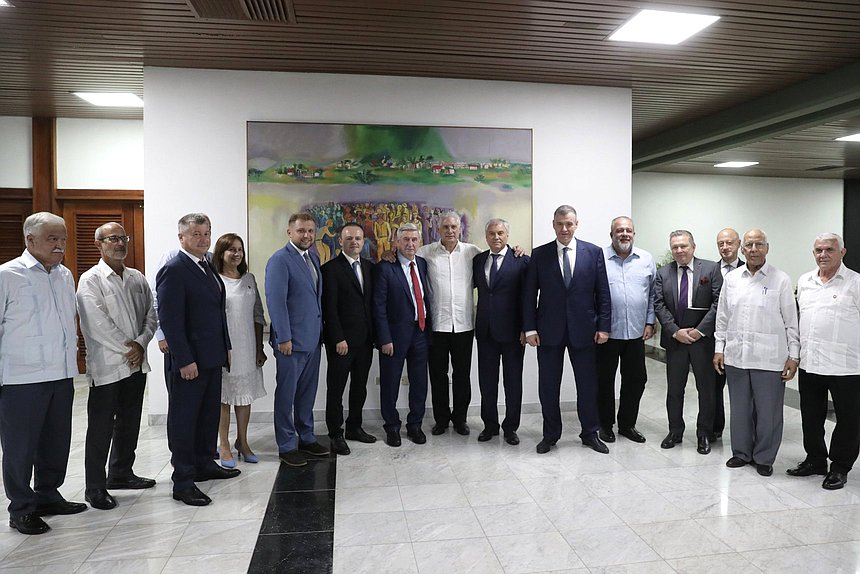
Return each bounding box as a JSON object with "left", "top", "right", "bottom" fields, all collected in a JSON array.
[
  {"left": 609, "top": 9, "right": 720, "bottom": 45},
  {"left": 714, "top": 161, "right": 759, "bottom": 168},
  {"left": 73, "top": 92, "right": 144, "bottom": 107},
  {"left": 835, "top": 132, "right": 860, "bottom": 142},
  {"left": 0, "top": 1, "right": 14, "bottom": 6}
]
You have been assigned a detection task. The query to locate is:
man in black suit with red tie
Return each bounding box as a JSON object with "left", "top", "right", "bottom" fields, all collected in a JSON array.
[
  {"left": 473, "top": 218, "right": 529, "bottom": 445},
  {"left": 157, "top": 213, "right": 240, "bottom": 507},
  {"left": 321, "top": 223, "right": 377, "bottom": 455}
]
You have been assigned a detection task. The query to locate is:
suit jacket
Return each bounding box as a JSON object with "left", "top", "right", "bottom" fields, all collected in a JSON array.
[
  {"left": 373, "top": 256, "right": 432, "bottom": 349},
  {"left": 522, "top": 239, "right": 611, "bottom": 348},
  {"left": 473, "top": 248, "right": 530, "bottom": 343},
  {"left": 654, "top": 257, "right": 723, "bottom": 349},
  {"left": 321, "top": 253, "right": 374, "bottom": 347},
  {"left": 265, "top": 242, "right": 323, "bottom": 353},
  {"left": 156, "top": 251, "right": 230, "bottom": 372}
]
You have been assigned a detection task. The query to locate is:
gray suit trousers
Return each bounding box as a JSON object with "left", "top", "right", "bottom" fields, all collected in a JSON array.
[{"left": 725, "top": 365, "right": 785, "bottom": 465}]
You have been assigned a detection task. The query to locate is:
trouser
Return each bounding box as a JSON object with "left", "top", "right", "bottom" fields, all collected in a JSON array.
[
  {"left": 325, "top": 341, "right": 373, "bottom": 436},
  {"left": 428, "top": 330, "right": 474, "bottom": 426},
  {"left": 596, "top": 338, "right": 647, "bottom": 430},
  {"left": 379, "top": 323, "right": 429, "bottom": 433},
  {"left": 665, "top": 340, "right": 715, "bottom": 437},
  {"left": 85, "top": 370, "right": 147, "bottom": 489},
  {"left": 0, "top": 379, "right": 74, "bottom": 518},
  {"left": 273, "top": 345, "right": 322, "bottom": 453},
  {"left": 477, "top": 335, "right": 524, "bottom": 434},
  {"left": 799, "top": 369, "right": 860, "bottom": 474},
  {"left": 537, "top": 341, "right": 600, "bottom": 442},
  {"left": 726, "top": 366, "right": 784, "bottom": 466}
]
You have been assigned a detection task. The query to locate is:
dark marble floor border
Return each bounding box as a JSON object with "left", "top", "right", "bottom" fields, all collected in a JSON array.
[{"left": 249, "top": 442, "right": 336, "bottom": 574}]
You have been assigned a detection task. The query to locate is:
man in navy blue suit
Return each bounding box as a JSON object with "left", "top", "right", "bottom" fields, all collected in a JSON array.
[
  {"left": 474, "top": 218, "right": 529, "bottom": 445},
  {"left": 157, "top": 213, "right": 239, "bottom": 507},
  {"left": 523, "top": 205, "right": 612, "bottom": 454},
  {"left": 373, "top": 223, "right": 432, "bottom": 447},
  {"left": 266, "top": 212, "right": 329, "bottom": 467}
]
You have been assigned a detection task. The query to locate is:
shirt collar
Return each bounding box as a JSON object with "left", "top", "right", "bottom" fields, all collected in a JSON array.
[
  {"left": 742, "top": 261, "right": 770, "bottom": 277},
  {"left": 677, "top": 258, "right": 695, "bottom": 271},
  {"left": 397, "top": 252, "right": 416, "bottom": 266},
  {"left": 96, "top": 258, "right": 125, "bottom": 278},
  {"left": 289, "top": 241, "right": 309, "bottom": 256},
  {"left": 490, "top": 245, "right": 509, "bottom": 258},
  {"left": 722, "top": 258, "right": 739, "bottom": 268},
  {"left": 556, "top": 238, "right": 577, "bottom": 252},
  {"left": 435, "top": 240, "right": 461, "bottom": 253},
  {"left": 180, "top": 247, "right": 206, "bottom": 263},
  {"left": 813, "top": 263, "right": 847, "bottom": 283},
  {"left": 20, "top": 249, "right": 57, "bottom": 273},
  {"left": 606, "top": 244, "right": 640, "bottom": 260},
  {"left": 343, "top": 253, "right": 360, "bottom": 266}
]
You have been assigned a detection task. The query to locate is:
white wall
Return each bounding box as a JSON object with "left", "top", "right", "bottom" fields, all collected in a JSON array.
[
  {"left": 633, "top": 172, "right": 843, "bottom": 282},
  {"left": 56, "top": 118, "right": 144, "bottom": 189},
  {"left": 0, "top": 117, "right": 32, "bottom": 188},
  {"left": 144, "top": 67, "right": 632, "bottom": 420}
]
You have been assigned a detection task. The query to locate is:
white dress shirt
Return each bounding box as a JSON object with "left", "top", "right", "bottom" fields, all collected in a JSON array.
[
  {"left": 676, "top": 259, "right": 694, "bottom": 309},
  {"left": 714, "top": 262, "right": 800, "bottom": 371},
  {"left": 556, "top": 238, "right": 577, "bottom": 278},
  {"left": 343, "top": 253, "right": 363, "bottom": 290},
  {"left": 0, "top": 250, "right": 78, "bottom": 385},
  {"left": 417, "top": 241, "right": 481, "bottom": 333},
  {"left": 77, "top": 259, "right": 158, "bottom": 386},
  {"left": 797, "top": 263, "right": 860, "bottom": 376},
  {"left": 398, "top": 253, "right": 427, "bottom": 321},
  {"left": 484, "top": 245, "right": 509, "bottom": 282}
]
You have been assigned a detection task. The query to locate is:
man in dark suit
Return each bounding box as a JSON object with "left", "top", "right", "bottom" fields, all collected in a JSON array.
[
  {"left": 373, "top": 223, "right": 432, "bottom": 447},
  {"left": 266, "top": 212, "right": 328, "bottom": 467},
  {"left": 157, "top": 213, "right": 240, "bottom": 507},
  {"left": 654, "top": 229, "right": 722, "bottom": 455},
  {"left": 714, "top": 227, "right": 744, "bottom": 439},
  {"left": 321, "top": 222, "right": 377, "bottom": 455},
  {"left": 523, "top": 205, "right": 612, "bottom": 455},
  {"left": 474, "top": 218, "right": 529, "bottom": 445}
]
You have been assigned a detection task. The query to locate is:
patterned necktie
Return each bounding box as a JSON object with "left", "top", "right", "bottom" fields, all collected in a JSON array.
[
  {"left": 352, "top": 260, "right": 363, "bottom": 292},
  {"left": 562, "top": 247, "right": 572, "bottom": 288},
  {"left": 489, "top": 253, "right": 500, "bottom": 288},
  {"left": 304, "top": 252, "right": 318, "bottom": 292},
  {"left": 410, "top": 261, "right": 426, "bottom": 331},
  {"left": 678, "top": 265, "right": 689, "bottom": 322}
]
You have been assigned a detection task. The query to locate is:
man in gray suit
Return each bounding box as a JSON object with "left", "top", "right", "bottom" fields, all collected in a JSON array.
[{"left": 654, "top": 230, "right": 722, "bottom": 455}]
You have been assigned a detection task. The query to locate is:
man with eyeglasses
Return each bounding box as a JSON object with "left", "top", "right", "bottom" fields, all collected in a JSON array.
[
  {"left": 714, "top": 229, "right": 799, "bottom": 477},
  {"left": 77, "top": 223, "right": 158, "bottom": 511}
]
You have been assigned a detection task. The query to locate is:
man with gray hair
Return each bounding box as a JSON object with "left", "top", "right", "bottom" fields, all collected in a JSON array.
[
  {"left": 790, "top": 232, "right": 860, "bottom": 490},
  {"left": 714, "top": 228, "right": 799, "bottom": 477},
  {"left": 77, "top": 222, "right": 158, "bottom": 511},
  {"left": 0, "top": 212, "right": 86, "bottom": 535}
]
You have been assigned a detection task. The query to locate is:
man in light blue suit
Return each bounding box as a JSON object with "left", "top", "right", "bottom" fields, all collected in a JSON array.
[
  {"left": 523, "top": 205, "right": 612, "bottom": 455},
  {"left": 265, "top": 213, "right": 329, "bottom": 467}
]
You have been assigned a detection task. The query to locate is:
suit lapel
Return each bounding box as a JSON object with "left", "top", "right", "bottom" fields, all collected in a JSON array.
[
  {"left": 287, "top": 243, "right": 317, "bottom": 291},
  {"left": 691, "top": 257, "right": 702, "bottom": 301},
  {"left": 668, "top": 261, "right": 679, "bottom": 313},
  {"left": 179, "top": 252, "right": 220, "bottom": 296},
  {"left": 339, "top": 254, "right": 363, "bottom": 294},
  {"left": 475, "top": 251, "right": 489, "bottom": 290},
  {"left": 393, "top": 259, "right": 413, "bottom": 301},
  {"left": 494, "top": 248, "right": 515, "bottom": 288}
]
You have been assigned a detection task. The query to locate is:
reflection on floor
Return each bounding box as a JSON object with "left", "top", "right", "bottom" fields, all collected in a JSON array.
[{"left": 1, "top": 357, "right": 860, "bottom": 573}]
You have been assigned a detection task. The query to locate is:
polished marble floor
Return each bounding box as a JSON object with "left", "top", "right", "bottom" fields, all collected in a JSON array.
[{"left": 2, "top": 357, "right": 860, "bottom": 573}]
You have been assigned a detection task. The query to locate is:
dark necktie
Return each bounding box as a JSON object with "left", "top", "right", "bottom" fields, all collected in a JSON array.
[
  {"left": 304, "top": 252, "right": 318, "bottom": 292},
  {"left": 489, "top": 253, "right": 500, "bottom": 288},
  {"left": 198, "top": 259, "right": 220, "bottom": 290},
  {"left": 562, "top": 246, "right": 572, "bottom": 288},
  {"left": 410, "top": 261, "right": 426, "bottom": 331},
  {"left": 352, "top": 260, "right": 363, "bottom": 292},
  {"left": 678, "top": 265, "right": 689, "bottom": 322}
]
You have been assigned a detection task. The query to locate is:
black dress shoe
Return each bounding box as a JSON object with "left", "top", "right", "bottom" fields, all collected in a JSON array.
[
  {"left": 385, "top": 431, "right": 402, "bottom": 447},
  {"left": 195, "top": 466, "right": 241, "bottom": 481},
  {"left": 726, "top": 456, "right": 748, "bottom": 468},
  {"left": 85, "top": 489, "right": 117, "bottom": 510},
  {"left": 756, "top": 463, "right": 774, "bottom": 477},
  {"left": 345, "top": 428, "right": 377, "bottom": 443},
  {"left": 598, "top": 427, "right": 616, "bottom": 443},
  {"left": 453, "top": 422, "right": 470, "bottom": 436},
  {"left": 106, "top": 474, "right": 156, "bottom": 490},
  {"left": 279, "top": 450, "right": 308, "bottom": 466},
  {"left": 504, "top": 432, "right": 520, "bottom": 445},
  {"left": 786, "top": 460, "right": 827, "bottom": 477},
  {"left": 697, "top": 435, "right": 711, "bottom": 455},
  {"left": 331, "top": 435, "right": 351, "bottom": 455},
  {"left": 536, "top": 439, "right": 555, "bottom": 454},
  {"left": 407, "top": 429, "right": 427, "bottom": 444},
  {"left": 431, "top": 424, "right": 447, "bottom": 435},
  {"left": 822, "top": 471, "right": 848, "bottom": 490},
  {"left": 34, "top": 500, "right": 88, "bottom": 516},
  {"left": 8, "top": 513, "right": 50, "bottom": 535},
  {"left": 172, "top": 486, "right": 212, "bottom": 506},
  {"left": 660, "top": 433, "right": 682, "bottom": 449},
  {"left": 582, "top": 435, "right": 610, "bottom": 454},
  {"left": 299, "top": 441, "right": 331, "bottom": 456},
  {"left": 477, "top": 428, "right": 499, "bottom": 442},
  {"left": 618, "top": 427, "right": 646, "bottom": 443}
]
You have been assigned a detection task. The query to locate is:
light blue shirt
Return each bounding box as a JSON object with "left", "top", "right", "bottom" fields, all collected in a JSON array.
[
  {"left": 603, "top": 245, "right": 656, "bottom": 340},
  {"left": 0, "top": 250, "right": 79, "bottom": 385}
]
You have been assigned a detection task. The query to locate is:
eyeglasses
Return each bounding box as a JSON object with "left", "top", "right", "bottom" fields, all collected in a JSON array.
[
  {"left": 743, "top": 241, "right": 766, "bottom": 249},
  {"left": 99, "top": 235, "right": 131, "bottom": 244}
]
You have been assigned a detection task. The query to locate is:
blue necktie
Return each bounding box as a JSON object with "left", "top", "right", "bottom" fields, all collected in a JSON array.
[
  {"left": 489, "top": 253, "right": 500, "bottom": 288},
  {"left": 562, "top": 247, "right": 572, "bottom": 288}
]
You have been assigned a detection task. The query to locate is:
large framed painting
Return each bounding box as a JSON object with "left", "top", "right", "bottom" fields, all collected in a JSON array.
[{"left": 247, "top": 122, "right": 532, "bottom": 281}]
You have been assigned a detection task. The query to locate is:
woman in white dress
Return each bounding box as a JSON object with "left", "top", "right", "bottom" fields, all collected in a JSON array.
[{"left": 213, "top": 233, "right": 267, "bottom": 467}]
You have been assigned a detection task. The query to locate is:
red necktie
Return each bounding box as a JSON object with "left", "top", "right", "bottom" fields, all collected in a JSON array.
[{"left": 410, "top": 261, "right": 426, "bottom": 331}]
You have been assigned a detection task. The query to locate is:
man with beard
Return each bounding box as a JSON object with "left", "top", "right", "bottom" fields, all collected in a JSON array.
[
  {"left": 77, "top": 222, "right": 158, "bottom": 510},
  {"left": 596, "top": 217, "right": 656, "bottom": 444}
]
